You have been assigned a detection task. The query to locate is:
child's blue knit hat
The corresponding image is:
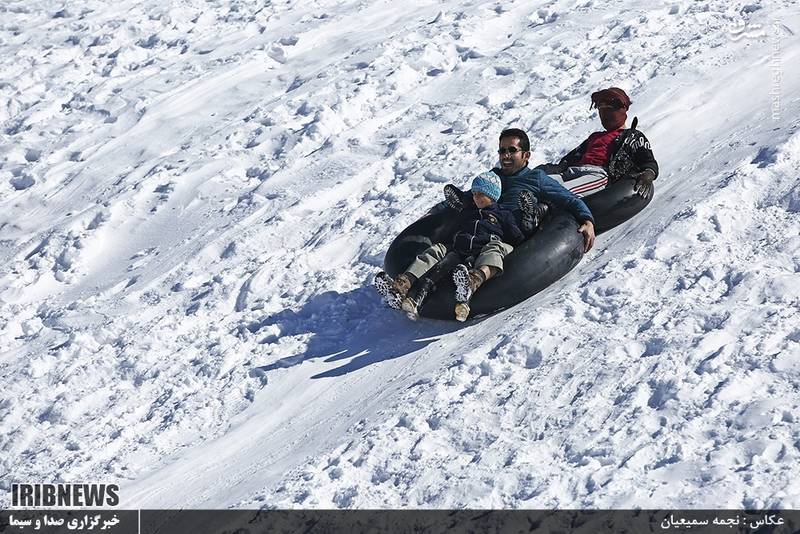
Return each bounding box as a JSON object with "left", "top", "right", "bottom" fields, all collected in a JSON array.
[{"left": 471, "top": 171, "right": 501, "bottom": 202}]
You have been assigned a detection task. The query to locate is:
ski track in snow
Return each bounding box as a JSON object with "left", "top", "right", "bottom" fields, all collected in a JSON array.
[{"left": 1, "top": 0, "right": 799, "bottom": 509}]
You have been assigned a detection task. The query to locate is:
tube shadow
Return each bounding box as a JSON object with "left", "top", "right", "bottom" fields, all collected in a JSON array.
[{"left": 248, "top": 285, "right": 461, "bottom": 379}]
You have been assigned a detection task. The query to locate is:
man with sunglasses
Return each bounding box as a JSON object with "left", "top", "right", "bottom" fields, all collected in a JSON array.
[
  {"left": 427, "top": 128, "right": 595, "bottom": 317},
  {"left": 539, "top": 87, "right": 659, "bottom": 198},
  {"left": 493, "top": 128, "right": 596, "bottom": 253},
  {"left": 438, "top": 128, "right": 595, "bottom": 251}
]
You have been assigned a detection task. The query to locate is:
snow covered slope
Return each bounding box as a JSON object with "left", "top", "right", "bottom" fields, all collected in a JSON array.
[{"left": 1, "top": 0, "right": 799, "bottom": 509}]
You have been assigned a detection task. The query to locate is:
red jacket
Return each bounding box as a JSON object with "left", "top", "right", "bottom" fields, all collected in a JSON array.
[{"left": 577, "top": 129, "right": 623, "bottom": 166}]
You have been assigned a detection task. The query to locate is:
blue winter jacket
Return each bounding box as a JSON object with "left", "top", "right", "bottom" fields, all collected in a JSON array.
[
  {"left": 494, "top": 166, "right": 594, "bottom": 223},
  {"left": 452, "top": 200, "right": 525, "bottom": 256}
]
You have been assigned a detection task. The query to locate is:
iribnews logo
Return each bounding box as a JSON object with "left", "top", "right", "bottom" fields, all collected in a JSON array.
[{"left": 11, "top": 484, "right": 120, "bottom": 507}]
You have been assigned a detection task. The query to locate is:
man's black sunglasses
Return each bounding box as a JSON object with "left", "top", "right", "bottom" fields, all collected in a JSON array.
[{"left": 498, "top": 147, "right": 523, "bottom": 155}]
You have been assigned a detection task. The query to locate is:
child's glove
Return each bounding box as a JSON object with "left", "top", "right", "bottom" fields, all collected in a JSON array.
[{"left": 443, "top": 184, "right": 465, "bottom": 211}]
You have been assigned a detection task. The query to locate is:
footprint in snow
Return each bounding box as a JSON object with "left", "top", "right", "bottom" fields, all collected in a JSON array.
[
  {"left": 10, "top": 174, "right": 36, "bottom": 190},
  {"left": 269, "top": 45, "right": 288, "bottom": 64}
]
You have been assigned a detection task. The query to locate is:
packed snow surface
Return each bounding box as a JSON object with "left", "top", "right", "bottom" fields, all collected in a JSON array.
[{"left": 2, "top": 0, "right": 799, "bottom": 509}]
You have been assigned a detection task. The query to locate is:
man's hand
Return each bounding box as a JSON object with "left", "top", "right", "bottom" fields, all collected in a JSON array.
[
  {"left": 578, "top": 220, "right": 595, "bottom": 252},
  {"left": 631, "top": 169, "right": 656, "bottom": 198}
]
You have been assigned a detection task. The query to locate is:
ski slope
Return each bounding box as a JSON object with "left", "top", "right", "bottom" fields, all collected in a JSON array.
[{"left": 1, "top": 0, "right": 799, "bottom": 509}]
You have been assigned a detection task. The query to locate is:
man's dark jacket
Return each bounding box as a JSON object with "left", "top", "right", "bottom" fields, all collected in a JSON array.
[{"left": 553, "top": 125, "right": 658, "bottom": 181}]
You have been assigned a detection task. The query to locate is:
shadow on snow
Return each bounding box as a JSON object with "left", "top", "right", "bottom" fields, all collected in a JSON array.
[{"left": 248, "top": 286, "right": 461, "bottom": 378}]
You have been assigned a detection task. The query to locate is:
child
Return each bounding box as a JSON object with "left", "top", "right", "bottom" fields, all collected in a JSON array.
[{"left": 376, "top": 171, "right": 525, "bottom": 321}]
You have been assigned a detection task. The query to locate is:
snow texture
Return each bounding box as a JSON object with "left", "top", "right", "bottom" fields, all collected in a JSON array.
[{"left": 1, "top": 0, "right": 799, "bottom": 510}]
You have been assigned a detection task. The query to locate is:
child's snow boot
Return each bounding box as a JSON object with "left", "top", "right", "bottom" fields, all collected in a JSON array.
[
  {"left": 518, "top": 190, "right": 548, "bottom": 234},
  {"left": 452, "top": 265, "right": 486, "bottom": 321},
  {"left": 375, "top": 272, "right": 414, "bottom": 309},
  {"left": 401, "top": 277, "right": 435, "bottom": 318},
  {"left": 443, "top": 184, "right": 465, "bottom": 211}
]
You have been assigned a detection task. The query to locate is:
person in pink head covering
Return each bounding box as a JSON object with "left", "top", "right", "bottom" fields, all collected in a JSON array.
[{"left": 539, "top": 87, "right": 659, "bottom": 198}]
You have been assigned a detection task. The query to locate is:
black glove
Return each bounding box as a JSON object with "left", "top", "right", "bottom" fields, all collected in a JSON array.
[
  {"left": 631, "top": 169, "right": 656, "bottom": 198},
  {"left": 443, "top": 184, "right": 465, "bottom": 211}
]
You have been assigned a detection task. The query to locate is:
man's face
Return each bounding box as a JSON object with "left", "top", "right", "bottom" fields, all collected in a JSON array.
[
  {"left": 595, "top": 101, "right": 626, "bottom": 131},
  {"left": 498, "top": 136, "right": 530, "bottom": 175}
]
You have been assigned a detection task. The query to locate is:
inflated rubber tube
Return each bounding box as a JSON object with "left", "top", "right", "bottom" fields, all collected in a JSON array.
[
  {"left": 383, "top": 177, "right": 653, "bottom": 320},
  {"left": 584, "top": 177, "right": 653, "bottom": 233}
]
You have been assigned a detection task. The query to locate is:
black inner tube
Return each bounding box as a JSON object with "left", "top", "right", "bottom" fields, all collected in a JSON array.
[{"left": 383, "top": 178, "right": 653, "bottom": 320}]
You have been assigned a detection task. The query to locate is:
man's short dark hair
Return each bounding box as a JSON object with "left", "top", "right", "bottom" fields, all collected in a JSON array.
[{"left": 499, "top": 128, "right": 530, "bottom": 151}]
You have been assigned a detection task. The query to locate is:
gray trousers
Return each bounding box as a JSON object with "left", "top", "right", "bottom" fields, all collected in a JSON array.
[{"left": 405, "top": 236, "right": 514, "bottom": 279}]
